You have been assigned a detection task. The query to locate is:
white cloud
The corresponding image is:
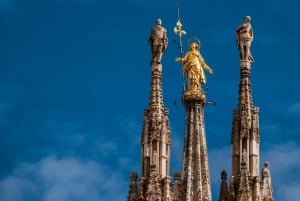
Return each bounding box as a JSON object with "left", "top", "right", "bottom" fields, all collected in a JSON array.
[
  {"left": 0, "top": 176, "right": 38, "bottom": 201},
  {"left": 279, "top": 184, "right": 300, "bottom": 201},
  {"left": 260, "top": 142, "right": 300, "bottom": 201},
  {"left": 261, "top": 142, "right": 300, "bottom": 181},
  {"left": 206, "top": 142, "right": 300, "bottom": 201},
  {"left": 36, "top": 157, "right": 102, "bottom": 201},
  {"left": 0, "top": 156, "right": 128, "bottom": 201},
  {"left": 94, "top": 139, "right": 119, "bottom": 156}
]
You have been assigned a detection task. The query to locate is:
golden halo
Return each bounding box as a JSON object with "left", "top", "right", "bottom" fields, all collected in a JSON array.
[{"left": 188, "top": 37, "right": 201, "bottom": 47}]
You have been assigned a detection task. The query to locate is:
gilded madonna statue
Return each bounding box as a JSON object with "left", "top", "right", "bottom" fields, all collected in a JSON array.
[{"left": 176, "top": 41, "right": 213, "bottom": 96}]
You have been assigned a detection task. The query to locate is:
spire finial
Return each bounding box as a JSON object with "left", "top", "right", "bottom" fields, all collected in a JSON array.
[
  {"left": 174, "top": 0, "right": 187, "bottom": 40},
  {"left": 174, "top": 0, "right": 187, "bottom": 94}
]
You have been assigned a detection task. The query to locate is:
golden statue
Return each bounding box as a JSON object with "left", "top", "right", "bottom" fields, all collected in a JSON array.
[{"left": 176, "top": 42, "right": 213, "bottom": 97}]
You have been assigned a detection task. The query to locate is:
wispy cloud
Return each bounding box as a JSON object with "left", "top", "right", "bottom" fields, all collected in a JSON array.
[
  {"left": 260, "top": 142, "right": 300, "bottom": 201},
  {"left": 94, "top": 139, "right": 119, "bottom": 157},
  {"left": 0, "top": 156, "right": 128, "bottom": 201},
  {"left": 206, "top": 142, "right": 300, "bottom": 201},
  {"left": 287, "top": 102, "right": 300, "bottom": 113},
  {"left": 279, "top": 184, "right": 300, "bottom": 201},
  {"left": 261, "top": 142, "right": 300, "bottom": 180},
  {"left": 0, "top": 176, "right": 38, "bottom": 201}
]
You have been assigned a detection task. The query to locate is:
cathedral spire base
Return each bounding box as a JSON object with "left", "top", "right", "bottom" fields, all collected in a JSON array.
[
  {"left": 183, "top": 89, "right": 206, "bottom": 102},
  {"left": 181, "top": 97, "right": 212, "bottom": 201}
]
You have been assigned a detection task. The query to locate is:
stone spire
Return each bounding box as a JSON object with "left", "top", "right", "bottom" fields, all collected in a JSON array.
[
  {"left": 181, "top": 97, "right": 212, "bottom": 201},
  {"left": 138, "top": 62, "right": 172, "bottom": 201},
  {"left": 227, "top": 16, "right": 260, "bottom": 201},
  {"left": 127, "top": 172, "right": 139, "bottom": 201},
  {"left": 175, "top": 37, "right": 213, "bottom": 201},
  {"left": 231, "top": 60, "right": 260, "bottom": 177},
  {"left": 173, "top": 172, "right": 183, "bottom": 201},
  {"left": 127, "top": 19, "right": 171, "bottom": 201},
  {"left": 218, "top": 170, "right": 229, "bottom": 201},
  {"left": 140, "top": 62, "right": 171, "bottom": 179},
  {"left": 219, "top": 16, "right": 275, "bottom": 201},
  {"left": 231, "top": 15, "right": 259, "bottom": 179}
]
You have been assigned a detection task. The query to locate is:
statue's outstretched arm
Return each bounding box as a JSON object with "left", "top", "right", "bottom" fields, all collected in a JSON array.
[
  {"left": 175, "top": 54, "right": 187, "bottom": 63},
  {"left": 199, "top": 57, "right": 213, "bottom": 73}
]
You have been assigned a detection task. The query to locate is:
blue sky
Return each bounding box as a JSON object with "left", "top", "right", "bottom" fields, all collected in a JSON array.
[{"left": 0, "top": 0, "right": 299, "bottom": 201}]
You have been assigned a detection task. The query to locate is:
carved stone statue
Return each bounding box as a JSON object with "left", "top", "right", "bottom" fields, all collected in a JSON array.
[
  {"left": 262, "top": 162, "right": 271, "bottom": 179},
  {"left": 242, "top": 148, "right": 247, "bottom": 164},
  {"left": 236, "top": 16, "right": 254, "bottom": 62},
  {"left": 261, "top": 161, "right": 273, "bottom": 200},
  {"left": 152, "top": 150, "right": 157, "bottom": 166},
  {"left": 148, "top": 19, "right": 168, "bottom": 64},
  {"left": 176, "top": 42, "right": 213, "bottom": 93}
]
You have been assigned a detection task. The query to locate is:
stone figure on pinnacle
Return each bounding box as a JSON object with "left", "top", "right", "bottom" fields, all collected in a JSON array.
[
  {"left": 148, "top": 19, "right": 168, "bottom": 64},
  {"left": 236, "top": 16, "right": 254, "bottom": 62}
]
